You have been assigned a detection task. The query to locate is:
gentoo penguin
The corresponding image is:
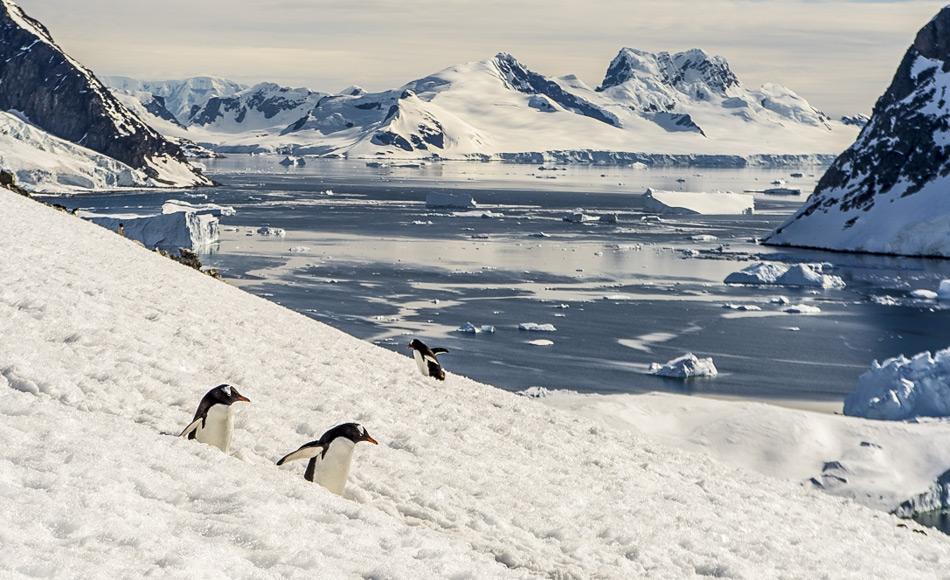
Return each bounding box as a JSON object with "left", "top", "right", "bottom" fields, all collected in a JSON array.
[
  {"left": 178, "top": 384, "right": 250, "bottom": 453},
  {"left": 408, "top": 338, "right": 449, "bottom": 380},
  {"left": 276, "top": 423, "right": 378, "bottom": 495}
]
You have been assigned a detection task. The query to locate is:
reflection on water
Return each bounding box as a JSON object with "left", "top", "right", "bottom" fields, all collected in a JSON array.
[{"left": 48, "top": 157, "right": 950, "bottom": 405}]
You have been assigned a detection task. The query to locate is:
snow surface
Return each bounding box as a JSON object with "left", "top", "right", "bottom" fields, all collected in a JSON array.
[
  {"left": 650, "top": 353, "right": 718, "bottom": 379},
  {"left": 532, "top": 389, "right": 950, "bottom": 516},
  {"left": 0, "top": 110, "right": 151, "bottom": 193},
  {"left": 643, "top": 188, "right": 754, "bottom": 215},
  {"left": 844, "top": 348, "right": 950, "bottom": 421},
  {"left": 2, "top": 191, "right": 949, "bottom": 578}
]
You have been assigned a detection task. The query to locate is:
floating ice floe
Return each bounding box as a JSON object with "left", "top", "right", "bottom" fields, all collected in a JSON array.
[
  {"left": 783, "top": 304, "right": 821, "bottom": 314},
  {"left": 528, "top": 232, "right": 551, "bottom": 238},
  {"left": 563, "top": 209, "right": 598, "bottom": 223},
  {"left": 911, "top": 289, "right": 938, "bottom": 300},
  {"left": 288, "top": 246, "right": 310, "bottom": 253},
  {"left": 724, "top": 262, "right": 845, "bottom": 289},
  {"left": 844, "top": 348, "right": 950, "bottom": 420},
  {"left": 642, "top": 188, "right": 754, "bottom": 216},
  {"left": 279, "top": 156, "right": 305, "bottom": 167},
  {"left": 770, "top": 296, "right": 791, "bottom": 305},
  {"left": 721, "top": 303, "right": 762, "bottom": 311},
  {"left": 518, "top": 323, "right": 557, "bottom": 332},
  {"left": 257, "top": 226, "right": 286, "bottom": 237},
  {"left": 455, "top": 322, "right": 496, "bottom": 334},
  {"left": 454, "top": 210, "right": 503, "bottom": 219},
  {"left": 650, "top": 353, "right": 718, "bottom": 379},
  {"left": 426, "top": 192, "right": 477, "bottom": 209},
  {"left": 871, "top": 295, "right": 900, "bottom": 306},
  {"left": 527, "top": 339, "right": 554, "bottom": 347},
  {"left": 691, "top": 234, "right": 718, "bottom": 242}
]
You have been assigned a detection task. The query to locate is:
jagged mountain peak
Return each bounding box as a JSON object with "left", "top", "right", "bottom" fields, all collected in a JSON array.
[{"left": 599, "top": 47, "right": 739, "bottom": 94}]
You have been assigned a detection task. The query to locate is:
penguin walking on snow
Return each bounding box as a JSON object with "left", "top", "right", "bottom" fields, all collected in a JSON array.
[
  {"left": 178, "top": 384, "right": 251, "bottom": 453},
  {"left": 276, "top": 423, "right": 378, "bottom": 495},
  {"left": 408, "top": 338, "right": 449, "bottom": 380}
]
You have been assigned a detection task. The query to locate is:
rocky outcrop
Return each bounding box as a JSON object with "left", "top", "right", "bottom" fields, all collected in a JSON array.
[
  {"left": 766, "top": 7, "right": 950, "bottom": 257},
  {"left": 0, "top": 0, "right": 209, "bottom": 186}
]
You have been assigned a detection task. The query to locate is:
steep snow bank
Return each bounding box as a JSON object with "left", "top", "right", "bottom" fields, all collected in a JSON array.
[
  {"left": 1, "top": 191, "right": 948, "bottom": 577},
  {"left": 844, "top": 348, "right": 950, "bottom": 420}
]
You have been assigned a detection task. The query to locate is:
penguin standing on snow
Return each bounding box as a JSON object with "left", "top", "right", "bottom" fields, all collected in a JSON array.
[
  {"left": 276, "top": 423, "right": 378, "bottom": 495},
  {"left": 408, "top": 338, "right": 449, "bottom": 380},
  {"left": 178, "top": 384, "right": 251, "bottom": 453}
]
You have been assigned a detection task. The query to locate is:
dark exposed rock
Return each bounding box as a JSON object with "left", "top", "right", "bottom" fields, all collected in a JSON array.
[
  {"left": 493, "top": 53, "right": 621, "bottom": 128},
  {"left": 0, "top": 0, "right": 208, "bottom": 185},
  {"left": 771, "top": 7, "right": 950, "bottom": 236}
]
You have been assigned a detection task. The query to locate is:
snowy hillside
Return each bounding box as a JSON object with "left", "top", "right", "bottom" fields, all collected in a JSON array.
[
  {"left": 0, "top": 110, "right": 155, "bottom": 192},
  {"left": 0, "top": 0, "right": 210, "bottom": 188},
  {"left": 767, "top": 7, "right": 950, "bottom": 257},
  {"left": 113, "top": 51, "right": 859, "bottom": 162},
  {"left": 2, "top": 191, "right": 949, "bottom": 577}
]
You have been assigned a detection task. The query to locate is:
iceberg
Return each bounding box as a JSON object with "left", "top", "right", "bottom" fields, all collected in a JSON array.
[
  {"left": 642, "top": 188, "right": 754, "bottom": 216},
  {"left": 844, "top": 348, "right": 950, "bottom": 420},
  {"left": 650, "top": 353, "right": 718, "bottom": 379},
  {"left": 80, "top": 210, "right": 219, "bottom": 251},
  {"left": 518, "top": 323, "right": 557, "bottom": 332},
  {"left": 724, "top": 262, "right": 845, "bottom": 289},
  {"left": 426, "top": 192, "right": 477, "bottom": 209}
]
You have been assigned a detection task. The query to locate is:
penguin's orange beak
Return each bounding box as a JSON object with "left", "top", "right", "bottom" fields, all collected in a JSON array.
[
  {"left": 365, "top": 435, "right": 379, "bottom": 445},
  {"left": 236, "top": 394, "right": 251, "bottom": 403}
]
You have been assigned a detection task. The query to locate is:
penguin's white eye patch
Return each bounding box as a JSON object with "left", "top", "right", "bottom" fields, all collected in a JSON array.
[
  {"left": 358, "top": 425, "right": 366, "bottom": 435},
  {"left": 221, "top": 385, "right": 232, "bottom": 397}
]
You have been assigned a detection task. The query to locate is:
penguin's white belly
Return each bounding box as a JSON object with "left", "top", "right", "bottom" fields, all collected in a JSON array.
[
  {"left": 196, "top": 404, "right": 234, "bottom": 453},
  {"left": 314, "top": 438, "right": 355, "bottom": 495},
  {"left": 413, "top": 350, "right": 429, "bottom": 376}
]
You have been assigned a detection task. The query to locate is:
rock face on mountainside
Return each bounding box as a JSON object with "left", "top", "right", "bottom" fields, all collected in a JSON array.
[
  {"left": 766, "top": 7, "right": 950, "bottom": 257},
  {"left": 0, "top": 0, "right": 210, "bottom": 186}
]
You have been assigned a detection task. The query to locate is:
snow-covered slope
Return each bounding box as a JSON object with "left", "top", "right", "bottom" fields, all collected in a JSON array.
[
  {"left": 534, "top": 390, "right": 950, "bottom": 516},
  {"left": 0, "top": 110, "right": 155, "bottom": 192},
  {"left": 2, "top": 191, "right": 949, "bottom": 578},
  {"left": 0, "top": 0, "right": 210, "bottom": 187},
  {"left": 767, "top": 7, "right": 950, "bottom": 257},
  {"left": 116, "top": 51, "right": 858, "bottom": 162}
]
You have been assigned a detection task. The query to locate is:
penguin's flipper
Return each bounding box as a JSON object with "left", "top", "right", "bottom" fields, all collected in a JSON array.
[
  {"left": 276, "top": 442, "right": 325, "bottom": 466},
  {"left": 431, "top": 348, "right": 449, "bottom": 356},
  {"left": 178, "top": 417, "right": 203, "bottom": 439}
]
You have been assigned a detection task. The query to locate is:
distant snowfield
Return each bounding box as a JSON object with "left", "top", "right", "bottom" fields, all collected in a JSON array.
[{"left": 1, "top": 191, "right": 948, "bottom": 578}]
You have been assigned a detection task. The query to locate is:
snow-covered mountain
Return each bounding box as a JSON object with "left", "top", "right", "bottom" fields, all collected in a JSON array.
[
  {"left": 114, "top": 51, "right": 859, "bottom": 162},
  {"left": 103, "top": 76, "right": 246, "bottom": 124},
  {"left": 0, "top": 110, "right": 155, "bottom": 192},
  {"left": 0, "top": 0, "right": 210, "bottom": 188},
  {"left": 767, "top": 7, "right": 950, "bottom": 257},
  {"left": 3, "top": 189, "right": 948, "bottom": 578}
]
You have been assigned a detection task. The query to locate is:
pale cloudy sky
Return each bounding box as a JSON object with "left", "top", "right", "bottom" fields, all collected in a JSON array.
[{"left": 17, "top": 0, "right": 944, "bottom": 115}]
